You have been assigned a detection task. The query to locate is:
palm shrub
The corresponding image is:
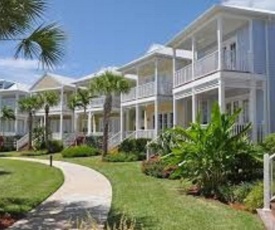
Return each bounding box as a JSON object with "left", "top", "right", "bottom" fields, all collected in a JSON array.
[
  {"left": 38, "top": 91, "right": 59, "bottom": 149},
  {"left": 19, "top": 95, "right": 42, "bottom": 150},
  {"left": 90, "top": 71, "right": 132, "bottom": 157},
  {"left": 164, "top": 103, "right": 259, "bottom": 197},
  {"left": 0, "top": 106, "right": 15, "bottom": 137}
]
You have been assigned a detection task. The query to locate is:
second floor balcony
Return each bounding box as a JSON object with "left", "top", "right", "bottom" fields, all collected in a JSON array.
[
  {"left": 121, "top": 81, "right": 173, "bottom": 103},
  {"left": 174, "top": 49, "right": 254, "bottom": 88}
]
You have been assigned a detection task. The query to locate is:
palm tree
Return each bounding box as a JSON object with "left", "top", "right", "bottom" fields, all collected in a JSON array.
[
  {"left": 18, "top": 95, "right": 42, "bottom": 150},
  {"left": 68, "top": 93, "right": 79, "bottom": 133},
  {"left": 90, "top": 71, "right": 132, "bottom": 157},
  {"left": 0, "top": 106, "right": 16, "bottom": 138},
  {"left": 0, "top": 0, "right": 65, "bottom": 68},
  {"left": 38, "top": 91, "right": 59, "bottom": 149},
  {"left": 74, "top": 88, "right": 94, "bottom": 143}
]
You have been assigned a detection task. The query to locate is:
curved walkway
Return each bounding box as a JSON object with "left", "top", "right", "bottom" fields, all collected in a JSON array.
[{"left": 5, "top": 157, "right": 112, "bottom": 230}]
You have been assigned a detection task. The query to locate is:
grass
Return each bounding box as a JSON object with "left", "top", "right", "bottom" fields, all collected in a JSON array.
[
  {"left": 1, "top": 152, "right": 264, "bottom": 229},
  {"left": 0, "top": 158, "right": 64, "bottom": 217}
]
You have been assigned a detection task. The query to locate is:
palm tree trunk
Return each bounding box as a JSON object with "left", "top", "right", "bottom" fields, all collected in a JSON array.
[
  {"left": 45, "top": 106, "right": 49, "bottom": 150},
  {"left": 28, "top": 112, "right": 33, "bottom": 150},
  {"left": 102, "top": 94, "right": 112, "bottom": 158},
  {"left": 83, "top": 108, "right": 87, "bottom": 144}
]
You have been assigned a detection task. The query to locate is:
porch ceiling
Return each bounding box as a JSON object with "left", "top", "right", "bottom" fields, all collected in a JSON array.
[{"left": 176, "top": 17, "right": 248, "bottom": 51}]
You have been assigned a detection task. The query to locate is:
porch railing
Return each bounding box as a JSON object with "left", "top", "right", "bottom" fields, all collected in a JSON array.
[
  {"left": 195, "top": 51, "right": 219, "bottom": 79},
  {"left": 136, "top": 130, "right": 155, "bottom": 139},
  {"left": 174, "top": 64, "right": 192, "bottom": 87},
  {"left": 121, "top": 80, "right": 173, "bottom": 103},
  {"left": 174, "top": 49, "right": 253, "bottom": 87}
]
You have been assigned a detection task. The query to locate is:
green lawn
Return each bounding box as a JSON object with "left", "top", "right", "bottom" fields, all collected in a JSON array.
[
  {"left": 8, "top": 153, "right": 264, "bottom": 230},
  {"left": 0, "top": 159, "right": 64, "bottom": 217}
]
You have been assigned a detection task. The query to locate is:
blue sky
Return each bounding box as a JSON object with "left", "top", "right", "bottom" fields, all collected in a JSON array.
[{"left": 1, "top": 0, "right": 273, "bottom": 85}]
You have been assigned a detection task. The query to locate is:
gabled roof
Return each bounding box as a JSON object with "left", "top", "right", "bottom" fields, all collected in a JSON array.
[
  {"left": 167, "top": 4, "right": 275, "bottom": 47},
  {"left": 118, "top": 44, "right": 192, "bottom": 72},
  {"left": 30, "top": 72, "right": 76, "bottom": 91},
  {"left": 74, "top": 67, "right": 137, "bottom": 85},
  {"left": 0, "top": 79, "right": 29, "bottom": 93}
]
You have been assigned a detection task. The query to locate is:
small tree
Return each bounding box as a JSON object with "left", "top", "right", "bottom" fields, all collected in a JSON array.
[
  {"left": 90, "top": 71, "right": 132, "bottom": 157},
  {"left": 38, "top": 91, "right": 59, "bottom": 149},
  {"left": 18, "top": 95, "right": 42, "bottom": 150},
  {"left": 74, "top": 88, "right": 95, "bottom": 143},
  {"left": 0, "top": 106, "right": 16, "bottom": 137}
]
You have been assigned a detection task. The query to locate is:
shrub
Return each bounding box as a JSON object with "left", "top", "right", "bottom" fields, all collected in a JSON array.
[
  {"left": 141, "top": 156, "right": 177, "bottom": 179},
  {"left": 62, "top": 145, "right": 99, "bottom": 158},
  {"left": 118, "top": 138, "right": 150, "bottom": 160},
  {"left": 48, "top": 140, "right": 63, "bottom": 153},
  {"left": 86, "top": 135, "right": 103, "bottom": 149},
  {"left": 164, "top": 103, "right": 257, "bottom": 197},
  {"left": 217, "top": 182, "right": 254, "bottom": 204},
  {"left": 244, "top": 181, "right": 263, "bottom": 212},
  {"left": 262, "top": 133, "right": 275, "bottom": 154},
  {"left": 104, "top": 152, "right": 138, "bottom": 162}
]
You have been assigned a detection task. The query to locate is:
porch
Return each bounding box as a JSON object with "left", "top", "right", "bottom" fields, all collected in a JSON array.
[
  {"left": 120, "top": 99, "right": 173, "bottom": 140},
  {"left": 174, "top": 75, "right": 266, "bottom": 142}
]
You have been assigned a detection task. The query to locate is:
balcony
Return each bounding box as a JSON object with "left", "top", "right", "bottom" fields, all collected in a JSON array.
[
  {"left": 121, "top": 81, "right": 173, "bottom": 103},
  {"left": 174, "top": 50, "right": 252, "bottom": 87}
]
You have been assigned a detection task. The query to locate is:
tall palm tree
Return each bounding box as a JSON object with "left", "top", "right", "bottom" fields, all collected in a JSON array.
[
  {"left": 75, "top": 88, "right": 94, "bottom": 143},
  {"left": 0, "top": 0, "right": 65, "bottom": 68},
  {"left": 0, "top": 106, "right": 16, "bottom": 137},
  {"left": 68, "top": 93, "right": 79, "bottom": 133},
  {"left": 90, "top": 71, "right": 132, "bottom": 157},
  {"left": 38, "top": 91, "right": 59, "bottom": 149},
  {"left": 18, "top": 95, "right": 42, "bottom": 150}
]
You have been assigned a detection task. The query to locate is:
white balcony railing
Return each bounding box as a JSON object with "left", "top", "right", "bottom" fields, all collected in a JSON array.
[
  {"left": 174, "top": 50, "right": 254, "bottom": 87},
  {"left": 174, "top": 64, "right": 192, "bottom": 87},
  {"left": 89, "top": 96, "right": 120, "bottom": 109},
  {"left": 195, "top": 51, "right": 219, "bottom": 79},
  {"left": 137, "top": 82, "right": 156, "bottom": 98},
  {"left": 121, "top": 81, "right": 173, "bottom": 103}
]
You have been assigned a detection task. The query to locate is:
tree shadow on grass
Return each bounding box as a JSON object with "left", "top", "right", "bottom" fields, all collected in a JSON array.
[
  {"left": 0, "top": 171, "right": 11, "bottom": 176},
  {"left": 106, "top": 208, "right": 155, "bottom": 230}
]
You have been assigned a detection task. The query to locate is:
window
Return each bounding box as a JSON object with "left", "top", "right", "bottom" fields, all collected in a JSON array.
[
  {"left": 159, "top": 114, "right": 163, "bottom": 130},
  {"left": 201, "top": 101, "right": 208, "bottom": 124},
  {"left": 226, "top": 103, "right": 232, "bottom": 115},
  {"left": 242, "top": 99, "right": 249, "bottom": 123},
  {"left": 169, "top": 113, "right": 174, "bottom": 128},
  {"left": 163, "top": 114, "right": 168, "bottom": 129}
]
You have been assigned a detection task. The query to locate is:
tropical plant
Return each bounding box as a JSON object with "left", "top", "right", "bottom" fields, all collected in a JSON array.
[
  {"left": 0, "top": 0, "right": 65, "bottom": 68},
  {"left": 0, "top": 106, "right": 16, "bottom": 137},
  {"left": 90, "top": 71, "right": 132, "bottom": 157},
  {"left": 67, "top": 93, "right": 79, "bottom": 133},
  {"left": 18, "top": 95, "right": 42, "bottom": 150},
  {"left": 74, "top": 88, "right": 94, "bottom": 143},
  {"left": 164, "top": 103, "right": 256, "bottom": 197},
  {"left": 38, "top": 91, "right": 59, "bottom": 149}
]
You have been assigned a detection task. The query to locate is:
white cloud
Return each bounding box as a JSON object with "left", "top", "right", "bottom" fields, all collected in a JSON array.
[
  {"left": 222, "top": 0, "right": 275, "bottom": 11},
  {"left": 0, "top": 57, "right": 66, "bottom": 86}
]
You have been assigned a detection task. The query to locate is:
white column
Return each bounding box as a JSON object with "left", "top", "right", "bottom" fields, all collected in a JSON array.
[
  {"left": 217, "top": 16, "right": 223, "bottom": 71},
  {"left": 155, "top": 99, "right": 159, "bottom": 136},
  {"left": 218, "top": 78, "right": 225, "bottom": 113},
  {"left": 250, "top": 81, "right": 257, "bottom": 141},
  {"left": 135, "top": 104, "right": 140, "bottom": 138},
  {"left": 92, "top": 114, "right": 96, "bottom": 133},
  {"left": 263, "top": 82, "right": 268, "bottom": 138},
  {"left": 192, "top": 37, "right": 196, "bottom": 79},
  {"left": 120, "top": 107, "right": 124, "bottom": 141},
  {"left": 173, "top": 97, "right": 177, "bottom": 127},
  {"left": 263, "top": 154, "right": 271, "bottom": 211},
  {"left": 14, "top": 93, "right": 19, "bottom": 134},
  {"left": 74, "top": 113, "right": 78, "bottom": 133},
  {"left": 59, "top": 114, "right": 63, "bottom": 139},
  {"left": 155, "top": 58, "right": 159, "bottom": 95},
  {"left": 88, "top": 111, "right": 92, "bottom": 135},
  {"left": 0, "top": 95, "right": 2, "bottom": 131},
  {"left": 172, "top": 48, "right": 177, "bottom": 87},
  {"left": 192, "top": 92, "right": 197, "bottom": 123}
]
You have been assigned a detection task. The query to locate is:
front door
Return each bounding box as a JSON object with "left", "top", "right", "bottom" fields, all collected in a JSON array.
[{"left": 223, "top": 40, "right": 237, "bottom": 70}]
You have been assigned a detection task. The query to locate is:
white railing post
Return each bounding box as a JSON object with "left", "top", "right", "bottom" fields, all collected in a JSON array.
[
  {"left": 264, "top": 153, "right": 271, "bottom": 211},
  {"left": 217, "top": 16, "right": 223, "bottom": 71}
]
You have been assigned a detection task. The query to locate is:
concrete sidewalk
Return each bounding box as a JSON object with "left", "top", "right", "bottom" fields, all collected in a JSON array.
[{"left": 5, "top": 157, "right": 112, "bottom": 230}]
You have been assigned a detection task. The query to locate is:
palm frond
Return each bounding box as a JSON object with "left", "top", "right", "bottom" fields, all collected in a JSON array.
[
  {"left": 0, "top": 0, "right": 46, "bottom": 39},
  {"left": 15, "top": 23, "right": 66, "bottom": 69}
]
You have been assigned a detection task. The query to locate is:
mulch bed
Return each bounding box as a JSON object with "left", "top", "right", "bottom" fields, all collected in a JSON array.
[{"left": 0, "top": 214, "right": 21, "bottom": 229}]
